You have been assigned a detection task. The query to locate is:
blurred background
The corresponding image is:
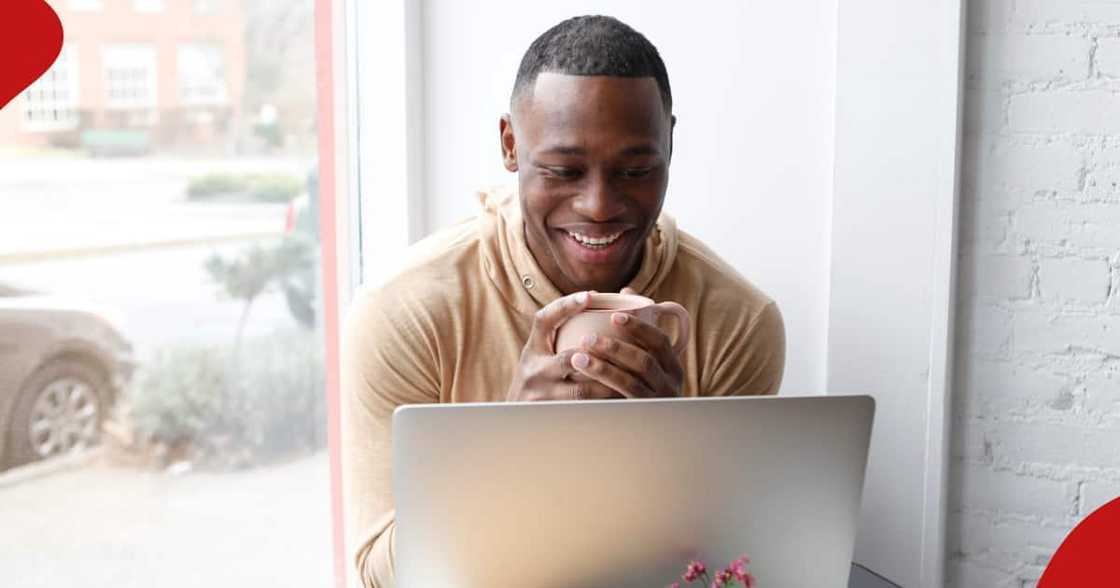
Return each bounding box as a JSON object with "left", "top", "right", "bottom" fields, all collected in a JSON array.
[{"left": 0, "top": 0, "right": 329, "bottom": 586}]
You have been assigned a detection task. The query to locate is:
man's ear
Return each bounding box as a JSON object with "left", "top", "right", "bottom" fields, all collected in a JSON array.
[
  {"left": 499, "top": 114, "right": 518, "bottom": 172},
  {"left": 668, "top": 114, "right": 677, "bottom": 162}
]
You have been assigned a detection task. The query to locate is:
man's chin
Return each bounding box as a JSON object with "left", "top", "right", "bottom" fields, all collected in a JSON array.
[
  {"left": 549, "top": 233, "right": 643, "bottom": 292},
  {"left": 563, "top": 269, "right": 627, "bottom": 293}
]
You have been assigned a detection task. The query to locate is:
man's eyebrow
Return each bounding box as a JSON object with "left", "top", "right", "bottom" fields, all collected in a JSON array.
[
  {"left": 538, "top": 145, "right": 585, "bottom": 156},
  {"left": 618, "top": 145, "right": 662, "bottom": 157},
  {"left": 536, "top": 145, "right": 663, "bottom": 157}
]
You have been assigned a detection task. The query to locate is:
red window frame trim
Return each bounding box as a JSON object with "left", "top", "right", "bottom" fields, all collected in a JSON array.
[{"left": 314, "top": 0, "right": 345, "bottom": 586}]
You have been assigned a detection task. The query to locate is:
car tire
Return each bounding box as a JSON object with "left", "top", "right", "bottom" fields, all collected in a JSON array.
[{"left": 4, "top": 360, "right": 110, "bottom": 469}]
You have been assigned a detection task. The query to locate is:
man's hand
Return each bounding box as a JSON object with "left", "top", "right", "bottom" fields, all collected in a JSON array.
[
  {"left": 568, "top": 286, "right": 685, "bottom": 398},
  {"left": 507, "top": 291, "right": 623, "bottom": 401}
]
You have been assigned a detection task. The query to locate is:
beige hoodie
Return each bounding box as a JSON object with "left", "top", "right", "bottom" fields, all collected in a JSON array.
[{"left": 341, "top": 187, "right": 785, "bottom": 587}]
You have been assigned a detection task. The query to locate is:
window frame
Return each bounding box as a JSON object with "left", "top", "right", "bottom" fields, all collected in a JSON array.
[
  {"left": 176, "top": 42, "right": 229, "bottom": 107},
  {"left": 101, "top": 43, "right": 159, "bottom": 114},
  {"left": 22, "top": 43, "right": 81, "bottom": 133},
  {"left": 315, "top": 0, "right": 356, "bottom": 586}
]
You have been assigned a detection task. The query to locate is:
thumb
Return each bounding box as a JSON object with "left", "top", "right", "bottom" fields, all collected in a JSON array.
[{"left": 528, "top": 290, "right": 593, "bottom": 350}]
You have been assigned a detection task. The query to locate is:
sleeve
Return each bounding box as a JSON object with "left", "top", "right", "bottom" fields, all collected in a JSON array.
[
  {"left": 703, "top": 300, "right": 786, "bottom": 396},
  {"left": 341, "top": 286, "right": 442, "bottom": 588}
]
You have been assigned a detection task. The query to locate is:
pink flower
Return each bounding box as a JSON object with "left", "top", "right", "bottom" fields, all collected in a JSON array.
[
  {"left": 683, "top": 559, "right": 707, "bottom": 582},
  {"left": 673, "top": 554, "right": 754, "bottom": 587},
  {"left": 726, "top": 554, "right": 754, "bottom": 585}
]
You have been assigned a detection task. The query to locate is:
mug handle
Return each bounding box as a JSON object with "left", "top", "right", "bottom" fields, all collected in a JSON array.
[{"left": 652, "top": 301, "right": 691, "bottom": 356}]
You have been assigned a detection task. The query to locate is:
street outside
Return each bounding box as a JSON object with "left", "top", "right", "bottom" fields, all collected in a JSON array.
[
  {"left": 0, "top": 155, "right": 335, "bottom": 587},
  {"left": 0, "top": 156, "right": 307, "bottom": 354},
  {"left": 0, "top": 452, "right": 331, "bottom": 587}
]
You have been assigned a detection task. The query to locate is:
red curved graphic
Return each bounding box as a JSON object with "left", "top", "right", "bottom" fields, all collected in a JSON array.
[
  {"left": 1039, "top": 496, "right": 1120, "bottom": 586},
  {"left": 0, "top": 0, "right": 64, "bottom": 110}
]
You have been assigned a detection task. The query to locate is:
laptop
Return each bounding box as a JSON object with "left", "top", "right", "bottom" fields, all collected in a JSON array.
[{"left": 393, "top": 395, "right": 875, "bottom": 588}]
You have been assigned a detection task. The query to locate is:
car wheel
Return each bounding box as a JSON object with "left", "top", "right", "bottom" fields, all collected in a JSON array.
[{"left": 5, "top": 360, "right": 109, "bottom": 469}]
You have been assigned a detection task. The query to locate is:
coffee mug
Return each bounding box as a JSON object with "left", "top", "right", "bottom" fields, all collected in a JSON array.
[{"left": 554, "top": 293, "right": 691, "bottom": 355}]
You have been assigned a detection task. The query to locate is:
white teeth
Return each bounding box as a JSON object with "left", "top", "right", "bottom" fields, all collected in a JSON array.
[{"left": 567, "top": 231, "right": 623, "bottom": 247}]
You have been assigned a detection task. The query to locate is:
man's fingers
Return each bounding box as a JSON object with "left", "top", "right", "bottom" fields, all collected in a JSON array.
[
  {"left": 610, "top": 311, "right": 679, "bottom": 367},
  {"left": 528, "top": 291, "right": 593, "bottom": 350},
  {"left": 568, "top": 380, "right": 623, "bottom": 400},
  {"left": 620, "top": 287, "right": 638, "bottom": 296},
  {"left": 552, "top": 348, "right": 582, "bottom": 380},
  {"left": 578, "top": 334, "right": 674, "bottom": 395},
  {"left": 520, "top": 381, "right": 618, "bottom": 401},
  {"left": 570, "top": 350, "right": 656, "bottom": 399}
]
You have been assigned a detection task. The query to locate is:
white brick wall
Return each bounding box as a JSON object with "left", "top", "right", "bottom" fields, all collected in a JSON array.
[{"left": 952, "top": 1, "right": 1120, "bottom": 586}]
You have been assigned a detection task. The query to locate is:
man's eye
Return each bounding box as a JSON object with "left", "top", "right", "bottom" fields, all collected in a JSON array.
[
  {"left": 619, "top": 167, "right": 653, "bottom": 179},
  {"left": 543, "top": 166, "right": 580, "bottom": 179}
]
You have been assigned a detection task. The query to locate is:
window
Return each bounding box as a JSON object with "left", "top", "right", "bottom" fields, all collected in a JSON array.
[
  {"left": 102, "top": 44, "right": 157, "bottom": 111},
  {"left": 178, "top": 43, "right": 227, "bottom": 106},
  {"left": 23, "top": 44, "right": 80, "bottom": 132},
  {"left": 0, "top": 0, "right": 331, "bottom": 586},
  {"left": 67, "top": 0, "right": 102, "bottom": 10},
  {"left": 132, "top": 0, "right": 164, "bottom": 13}
]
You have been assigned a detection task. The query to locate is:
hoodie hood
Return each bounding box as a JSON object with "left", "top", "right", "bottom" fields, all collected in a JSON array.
[{"left": 475, "top": 185, "right": 680, "bottom": 313}]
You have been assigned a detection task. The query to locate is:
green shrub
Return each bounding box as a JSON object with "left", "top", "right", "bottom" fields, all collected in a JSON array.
[
  {"left": 123, "top": 330, "right": 325, "bottom": 469},
  {"left": 186, "top": 173, "right": 251, "bottom": 199},
  {"left": 186, "top": 172, "right": 303, "bottom": 203},
  {"left": 253, "top": 122, "right": 283, "bottom": 148},
  {"left": 248, "top": 174, "right": 303, "bottom": 203}
]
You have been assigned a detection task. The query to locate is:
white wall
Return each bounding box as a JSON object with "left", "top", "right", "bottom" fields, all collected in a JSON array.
[
  {"left": 357, "top": 2, "right": 963, "bottom": 585},
  {"left": 420, "top": 0, "right": 837, "bottom": 398},
  {"left": 950, "top": 1, "right": 1120, "bottom": 586},
  {"left": 829, "top": 1, "right": 965, "bottom": 586}
]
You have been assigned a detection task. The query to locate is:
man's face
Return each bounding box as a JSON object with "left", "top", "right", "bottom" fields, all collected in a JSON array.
[{"left": 500, "top": 73, "right": 674, "bottom": 294}]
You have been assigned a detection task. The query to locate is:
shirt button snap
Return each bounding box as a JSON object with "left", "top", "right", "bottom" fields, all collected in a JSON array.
[{"left": 521, "top": 275, "right": 535, "bottom": 289}]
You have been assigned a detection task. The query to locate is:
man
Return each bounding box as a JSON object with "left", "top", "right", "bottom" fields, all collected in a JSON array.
[{"left": 342, "top": 15, "right": 785, "bottom": 587}]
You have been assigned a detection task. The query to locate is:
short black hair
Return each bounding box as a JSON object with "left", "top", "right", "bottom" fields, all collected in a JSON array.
[{"left": 511, "top": 15, "right": 672, "bottom": 113}]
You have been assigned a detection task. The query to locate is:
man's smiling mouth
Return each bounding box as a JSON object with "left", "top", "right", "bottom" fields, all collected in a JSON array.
[{"left": 565, "top": 230, "right": 624, "bottom": 248}]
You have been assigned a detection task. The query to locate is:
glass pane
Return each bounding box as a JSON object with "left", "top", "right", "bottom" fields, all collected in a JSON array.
[{"left": 0, "top": 1, "right": 330, "bottom": 586}]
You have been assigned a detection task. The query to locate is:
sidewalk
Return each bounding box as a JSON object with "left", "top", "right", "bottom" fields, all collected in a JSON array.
[
  {"left": 0, "top": 157, "right": 304, "bottom": 263},
  {"left": 0, "top": 203, "right": 285, "bottom": 264},
  {"left": 0, "top": 452, "right": 333, "bottom": 588}
]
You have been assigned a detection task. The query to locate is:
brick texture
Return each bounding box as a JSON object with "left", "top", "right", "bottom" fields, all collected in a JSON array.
[{"left": 952, "top": 2, "right": 1120, "bottom": 586}]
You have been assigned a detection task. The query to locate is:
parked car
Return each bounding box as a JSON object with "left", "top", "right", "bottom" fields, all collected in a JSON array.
[{"left": 0, "top": 282, "right": 135, "bottom": 470}]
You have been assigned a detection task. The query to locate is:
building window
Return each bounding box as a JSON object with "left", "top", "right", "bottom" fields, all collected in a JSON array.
[
  {"left": 193, "top": 0, "right": 218, "bottom": 14},
  {"left": 67, "top": 0, "right": 103, "bottom": 10},
  {"left": 24, "top": 44, "right": 80, "bottom": 132},
  {"left": 178, "top": 43, "right": 228, "bottom": 106},
  {"left": 132, "top": 0, "right": 164, "bottom": 13},
  {"left": 103, "top": 44, "right": 158, "bottom": 111}
]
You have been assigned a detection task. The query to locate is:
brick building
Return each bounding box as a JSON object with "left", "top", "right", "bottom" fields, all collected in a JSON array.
[{"left": 0, "top": 0, "right": 247, "bottom": 153}]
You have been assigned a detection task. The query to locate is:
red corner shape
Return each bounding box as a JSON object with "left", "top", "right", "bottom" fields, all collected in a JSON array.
[
  {"left": 1039, "top": 495, "right": 1120, "bottom": 586},
  {"left": 0, "top": 0, "right": 64, "bottom": 110}
]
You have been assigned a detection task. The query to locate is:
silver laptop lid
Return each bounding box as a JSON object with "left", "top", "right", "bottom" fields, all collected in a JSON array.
[{"left": 393, "top": 395, "right": 875, "bottom": 588}]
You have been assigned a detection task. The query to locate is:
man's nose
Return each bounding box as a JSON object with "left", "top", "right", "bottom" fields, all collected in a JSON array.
[{"left": 572, "top": 174, "right": 625, "bottom": 221}]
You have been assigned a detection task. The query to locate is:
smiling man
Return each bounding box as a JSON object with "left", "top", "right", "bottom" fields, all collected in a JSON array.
[{"left": 342, "top": 15, "right": 785, "bottom": 587}]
